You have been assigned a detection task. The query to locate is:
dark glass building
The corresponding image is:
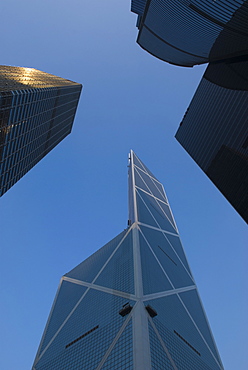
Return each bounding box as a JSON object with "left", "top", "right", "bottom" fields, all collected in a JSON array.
[
  {"left": 33, "top": 151, "right": 223, "bottom": 369},
  {"left": 0, "top": 66, "right": 82, "bottom": 196},
  {"left": 131, "top": 0, "right": 248, "bottom": 222},
  {"left": 131, "top": 0, "right": 248, "bottom": 67},
  {"left": 176, "top": 60, "right": 248, "bottom": 223}
]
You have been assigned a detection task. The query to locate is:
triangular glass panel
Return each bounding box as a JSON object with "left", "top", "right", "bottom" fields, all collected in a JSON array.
[
  {"left": 95, "top": 230, "right": 134, "bottom": 294},
  {"left": 165, "top": 233, "right": 192, "bottom": 273},
  {"left": 146, "top": 295, "right": 222, "bottom": 370},
  {"left": 154, "top": 198, "right": 177, "bottom": 229},
  {"left": 140, "top": 225, "right": 194, "bottom": 289},
  {"left": 38, "top": 280, "right": 87, "bottom": 355},
  {"left": 148, "top": 320, "right": 174, "bottom": 369},
  {"left": 151, "top": 178, "right": 168, "bottom": 203},
  {"left": 134, "top": 166, "right": 167, "bottom": 202},
  {"left": 179, "top": 289, "right": 222, "bottom": 363},
  {"left": 101, "top": 319, "right": 133, "bottom": 369},
  {"left": 132, "top": 151, "right": 157, "bottom": 180},
  {"left": 136, "top": 189, "right": 160, "bottom": 228},
  {"left": 35, "top": 289, "right": 133, "bottom": 370},
  {"left": 139, "top": 229, "right": 173, "bottom": 295},
  {"left": 65, "top": 230, "right": 127, "bottom": 283},
  {"left": 137, "top": 189, "right": 177, "bottom": 234}
]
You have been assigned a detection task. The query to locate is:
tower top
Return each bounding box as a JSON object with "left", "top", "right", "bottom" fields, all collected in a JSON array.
[{"left": 128, "top": 150, "right": 178, "bottom": 234}]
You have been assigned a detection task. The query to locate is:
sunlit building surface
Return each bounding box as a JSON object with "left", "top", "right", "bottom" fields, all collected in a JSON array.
[
  {"left": 33, "top": 151, "right": 223, "bottom": 369},
  {"left": 131, "top": 0, "right": 248, "bottom": 67},
  {"left": 0, "top": 66, "right": 82, "bottom": 196},
  {"left": 176, "top": 60, "right": 248, "bottom": 223}
]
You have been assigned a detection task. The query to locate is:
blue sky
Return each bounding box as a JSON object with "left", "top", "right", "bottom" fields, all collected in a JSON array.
[{"left": 0, "top": 1, "right": 247, "bottom": 369}]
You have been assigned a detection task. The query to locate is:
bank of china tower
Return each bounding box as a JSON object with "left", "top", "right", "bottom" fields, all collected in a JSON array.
[{"left": 33, "top": 151, "right": 223, "bottom": 370}]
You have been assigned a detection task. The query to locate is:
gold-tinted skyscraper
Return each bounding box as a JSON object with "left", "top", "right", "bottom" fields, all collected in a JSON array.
[{"left": 0, "top": 66, "right": 82, "bottom": 196}]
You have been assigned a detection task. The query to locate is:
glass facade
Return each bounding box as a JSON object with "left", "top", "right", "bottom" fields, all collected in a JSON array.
[
  {"left": 33, "top": 151, "right": 223, "bottom": 369},
  {"left": 0, "top": 65, "right": 82, "bottom": 196},
  {"left": 131, "top": 0, "right": 248, "bottom": 67},
  {"left": 175, "top": 60, "right": 248, "bottom": 223},
  {"left": 131, "top": 1, "right": 248, "bottom": 222}
]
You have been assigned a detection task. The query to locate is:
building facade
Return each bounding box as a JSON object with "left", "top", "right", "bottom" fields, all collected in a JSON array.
[
  {"left": 175, "top": 60, "right": 248, "bottom": 223},
  {"left": 33, "top": 151, "right": 223, "bottom": 369},
  {"left": 0, "top": 66, "right": 82, "bottom": 196},
  {"left": 131, "top": 1, "right": 248, "bottom": 222},
  {"left": 131, "top": 0, "right": 248, "bottom": 67}
]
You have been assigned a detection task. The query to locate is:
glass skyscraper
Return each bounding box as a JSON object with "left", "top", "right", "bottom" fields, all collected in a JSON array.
[
  {"left": 0, "top": 66, "right": 82, "bottom": 196},
  {"left": 131, "top": 0, "right": 248, "bottom": 67},
  {"left": 175, "top": 60, "right": 248, "bottom": 223},
  {"left": 131, "top": 0, "right": 248, "bottom": 222},
  {"left": 33, "top": 151, "right": 223, "bottom": 369}
]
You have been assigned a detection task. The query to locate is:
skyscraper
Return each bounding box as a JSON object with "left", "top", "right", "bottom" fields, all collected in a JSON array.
[
  {"left": 175, "top": 60, "right": 248, "bottom": 223},
  {"left": 0, "top": 66, "right": 82, "bottom": 196},
  {"left": 131, "top": 0, "right": 248, "bottom": 67},
  {"left": 33, "top": 151, "right": 223, "bottom": 369},
  {"left": 131, "top": 1, "right": 248, "bottom": 222}
]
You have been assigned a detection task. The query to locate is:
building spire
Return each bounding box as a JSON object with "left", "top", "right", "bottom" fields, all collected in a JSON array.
[
  {"left": 128, "top": 150, "right": 137, "bottom": 224},
  {"left": 128, "top": 150, "right": 178, "bottom": 234}
]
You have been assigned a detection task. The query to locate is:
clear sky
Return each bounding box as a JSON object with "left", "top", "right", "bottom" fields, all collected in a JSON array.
[{"left": 0, "top": 1, "right": 247, "bottom": 369}]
